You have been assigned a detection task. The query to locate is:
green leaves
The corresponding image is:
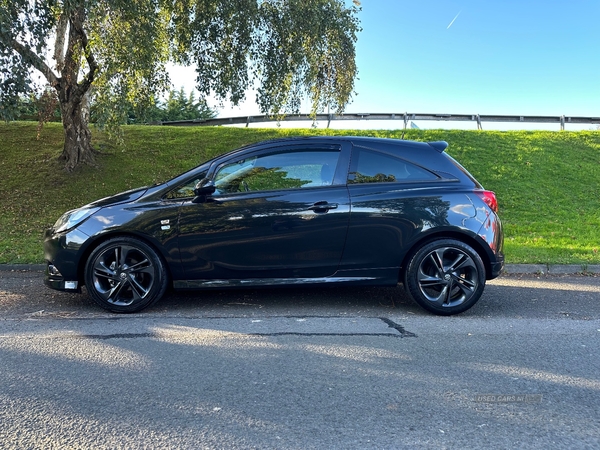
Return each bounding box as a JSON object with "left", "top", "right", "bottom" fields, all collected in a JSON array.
[
  {"left": 0, "top": 0, "right": 56, "bottom": 120},
  {"left": 1, "top": 0, "right": 360, "bottom": 169},
  {"left": 175, "top": 0, "right": 258, "bottom": 105},
  {"left": 168, "top": 0, "right": 360, "bottom": 116},
  {"left": 2, "top": 0, "right": 360, "bottom": 121},
  {"left": 88, "top": 0, "right": 171, "bottom": 135},
  {"left": 254, "top": 0, "right": 360, "bottom": 114},
  {"left": 252, "top": 0, "right": 361, "bottom": 116}
]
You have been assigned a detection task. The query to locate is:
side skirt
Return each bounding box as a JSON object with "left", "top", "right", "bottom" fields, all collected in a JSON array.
[{"left": 173, "top": 276, "right": 386, "bottom": 290}]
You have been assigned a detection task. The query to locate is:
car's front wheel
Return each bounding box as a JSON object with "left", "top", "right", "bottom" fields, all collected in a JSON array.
[
  {"left": 404, "top": 239, "right": 486, "bottom": 315},
  {"left": 84, "top": 237, "right": 168, "bottom": 313}
]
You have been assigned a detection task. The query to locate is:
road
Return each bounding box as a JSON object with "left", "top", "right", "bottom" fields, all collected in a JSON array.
[{"left": 1, "top": 270, "right": 599, "bottom": 449}]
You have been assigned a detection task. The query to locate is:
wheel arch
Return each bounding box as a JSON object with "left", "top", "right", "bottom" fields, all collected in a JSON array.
[
  {"left": 76, "top": 232, "right": 174, "bottom": 288},
  {"left": 399, "top": 230, "right": 495, "bottom": 282}
]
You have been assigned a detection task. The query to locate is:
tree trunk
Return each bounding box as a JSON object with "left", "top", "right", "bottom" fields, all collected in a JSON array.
[
  {"left": 58, "top": 93, "right": 96, "bottom": 171},
  {"left": 54, "top": 6, "right": 98, "bottom": 172}
]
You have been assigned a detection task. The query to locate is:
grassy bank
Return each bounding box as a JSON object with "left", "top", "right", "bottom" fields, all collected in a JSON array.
[{"left": 1, "top": 121, "right": 599, "bottom": 265}]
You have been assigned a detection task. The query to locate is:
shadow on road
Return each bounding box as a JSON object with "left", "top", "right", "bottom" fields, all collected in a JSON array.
[{"left": 2, "top": 271, "right": 600, "bottom": 320}]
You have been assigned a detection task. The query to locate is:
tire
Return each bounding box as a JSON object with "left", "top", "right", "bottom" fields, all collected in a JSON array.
[
  {"left": 84, "top": 237, "right": 168, "bottom": 313},
  {"left": 403, "top": 239, "right": 486, "bottom": 316}
]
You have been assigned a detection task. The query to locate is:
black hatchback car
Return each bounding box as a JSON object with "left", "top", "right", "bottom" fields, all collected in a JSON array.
[{"left": 44, "top": 136, "right": 503, "bottom": 315}]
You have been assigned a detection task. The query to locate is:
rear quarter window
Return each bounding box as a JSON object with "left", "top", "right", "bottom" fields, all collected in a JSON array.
[{"left": 348, "top": 148, "right": 439, "bottom": 184}]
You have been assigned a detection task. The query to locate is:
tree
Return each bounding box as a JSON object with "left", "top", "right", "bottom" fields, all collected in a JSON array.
[
  {"left": 0, "top": 0, "right": 360, "bottom": 171},
  {"left": 161, "top": 87, "right": 217, "bottom": 122},
  {"left": 13, "top": 90, "right": 60, "bottom": 122},
  {"left": 112, "top": 87, "right": 218, "bottom": 124}
]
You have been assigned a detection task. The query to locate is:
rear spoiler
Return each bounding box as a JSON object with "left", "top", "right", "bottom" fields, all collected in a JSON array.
[{"left": 428, "top": 141, "right": 448, "bottom": 153}]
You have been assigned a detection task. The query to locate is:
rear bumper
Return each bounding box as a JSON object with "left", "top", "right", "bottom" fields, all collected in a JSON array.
[
  {"left": 474, "top": 208, "right": 504, "bottom": 280},
  {"left": 488, "top": 256, "right": 505, "bottom": 279}
]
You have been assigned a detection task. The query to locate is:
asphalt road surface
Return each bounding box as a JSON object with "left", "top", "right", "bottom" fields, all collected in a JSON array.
[{"left": 1, "top": 270, "right": 599, "bottom": 449}]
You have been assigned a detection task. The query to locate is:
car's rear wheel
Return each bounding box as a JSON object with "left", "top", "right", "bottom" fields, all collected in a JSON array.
[
  {"left": 404, "top": 239, "right": 486, "bottom": 315},
  {"left": 84, "top": 237, "right": 168, "bottom": 313}
]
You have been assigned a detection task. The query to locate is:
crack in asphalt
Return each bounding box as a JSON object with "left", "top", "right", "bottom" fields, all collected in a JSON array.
[
  {"left": 8, "top": 331, "right": 411, "bottom": 341},
  {"left": 74, "top": 333, "right": 157, "bottom": 340},
  {"left": 379, "top": 317, "right": 418, "bottom": 338},
  {"left": 1, "top": 316, "right": 418, "bottom": 339}
]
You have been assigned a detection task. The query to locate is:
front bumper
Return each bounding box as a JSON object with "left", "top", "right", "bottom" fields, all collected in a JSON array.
[
  {"left": 44, "top": 263, "right": 81, "bottom": 292},
  {"left": 43, "top": 227, "right": 90, "bottom": 292}
]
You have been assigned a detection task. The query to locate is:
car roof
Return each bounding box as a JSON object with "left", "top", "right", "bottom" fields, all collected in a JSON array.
[{"left": 236, "top": 136, "right": 448, "bottom": 153}]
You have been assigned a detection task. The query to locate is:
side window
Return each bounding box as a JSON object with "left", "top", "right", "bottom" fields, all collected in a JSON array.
[
  {"left": 165, "top": 170, "right": 208, "bottom": 199},
  {"left": 214, "top": 150, "right": 340, "bottom": 194},
  {"left": 348, "top": 149, "right": 438, "bottom": 184}
]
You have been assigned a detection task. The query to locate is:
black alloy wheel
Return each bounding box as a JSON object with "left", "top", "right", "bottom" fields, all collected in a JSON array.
[
  {"left": 84, "top": 237, "right": 168, "bottom": 313},
  {"left": 404, "top": 239, "right": 486, "bottom": 315}
]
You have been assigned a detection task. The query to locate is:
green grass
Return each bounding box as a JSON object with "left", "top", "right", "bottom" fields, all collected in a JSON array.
[{"left": 1, "top": 121, "right": 600, "bottom": 264}]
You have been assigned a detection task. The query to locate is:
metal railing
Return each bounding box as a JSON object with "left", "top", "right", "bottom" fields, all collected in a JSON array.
[{"left": 160, "top": 113, "right": 600, "bottom": 130}]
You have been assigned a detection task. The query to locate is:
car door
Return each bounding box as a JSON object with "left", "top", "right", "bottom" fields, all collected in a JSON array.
[{"left": 176, "top": 143, "right": 351, "bottom": 281}]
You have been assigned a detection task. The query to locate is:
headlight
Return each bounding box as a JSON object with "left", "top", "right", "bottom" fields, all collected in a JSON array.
[{"left": 53, "top": 207, "right": 100, "bottom": 233}]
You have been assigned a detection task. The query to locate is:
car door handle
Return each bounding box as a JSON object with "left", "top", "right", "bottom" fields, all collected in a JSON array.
[{"left": 309, "top": 201, "right": 338, "bottom": 213}]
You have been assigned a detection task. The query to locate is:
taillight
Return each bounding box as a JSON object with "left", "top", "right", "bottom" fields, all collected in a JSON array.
[{"left": 476, "top": 190, "right": 498, "bottom": 213}]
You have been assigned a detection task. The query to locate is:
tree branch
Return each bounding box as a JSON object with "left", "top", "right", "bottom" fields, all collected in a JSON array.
[
  {"left": 67, "top": 7, "right": 99, "bottom": 96},
  {"left": 7, "top": 37, "right": 60, "bottom": 88},
  {"left": 72, "top": 14, "right": 99, "bottom": 93},
  {"left": 53, "top": 13, "right": 69, "bottom": 73}
]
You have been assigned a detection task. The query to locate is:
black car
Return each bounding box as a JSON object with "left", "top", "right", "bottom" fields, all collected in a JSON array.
[{"left": 44, "top": 136, "right": 503, "bottom": 315}]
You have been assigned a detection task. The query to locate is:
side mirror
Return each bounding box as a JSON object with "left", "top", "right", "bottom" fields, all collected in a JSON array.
[{"left": 192, "top": 179, "right": 216, "bottom": 203}]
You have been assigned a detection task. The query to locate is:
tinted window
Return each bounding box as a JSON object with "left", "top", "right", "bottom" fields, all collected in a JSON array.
[
  {"left": 214, "top": 150, "right": 340, "bottom": 194},
  {"left": 349, "top": 149, "right": 438, "bottom": 184}
]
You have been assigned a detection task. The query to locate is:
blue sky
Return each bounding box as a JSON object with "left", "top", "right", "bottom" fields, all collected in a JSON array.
[
  {"left": 352, "top": 0, "right": 599, "bottom": 116},
  {"left": 170, "top": 0, "right": 600, "bottom": 129}
]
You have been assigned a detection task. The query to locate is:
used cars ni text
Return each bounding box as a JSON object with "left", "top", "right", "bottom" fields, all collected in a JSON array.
[{"left": 44, "top": 136, "right": 504, "bottom": 315}]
